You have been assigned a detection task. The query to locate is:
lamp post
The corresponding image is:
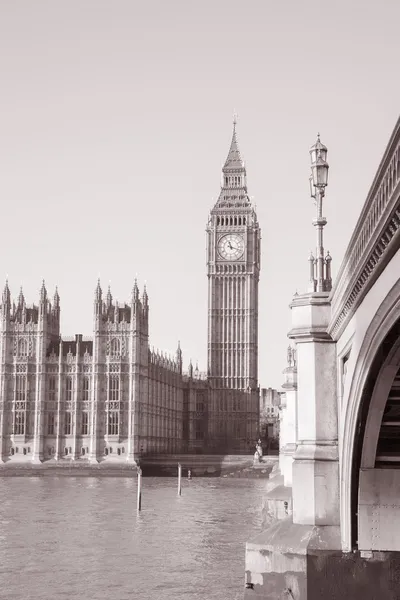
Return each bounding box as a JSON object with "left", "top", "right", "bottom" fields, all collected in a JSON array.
[{"left": 309, "top": 134, "right": 330, "bottom": 293}]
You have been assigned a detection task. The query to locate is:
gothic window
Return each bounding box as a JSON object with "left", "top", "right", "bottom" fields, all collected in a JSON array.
[
  {"left": 18, "top": 338, "right": 28, "bottom": 358},
  {"left": 47, "top": 413, "right": 55, "bottom": 435},
  {"left": 81, "top": 412, "right": 89, "bottom": 435},
  {"left": 108, "top": 376, "right": 120, "bottom": 402},
  {"left": 82, "top": 377, "right": 90, "bottom": 402},
  {"left": 49, "top": 377, "right": 56, "bottom": 403},
  {"left": 217, "top": 217, "right": 220, "bottom": 225},
  {"left": 221, "top": 217, "right": 224, "bottom": 226},
  {"left": 14, "top": 411, "right": 25, "bottom": 435},
  {"left": 108, "top": 411, "right": 119, "bottom": 435},
  {"left": 110, "top": 338, "right": 121, "bottom": 358},
  {"left": 65, "top": 412, "right": 72, "bottom": 435},
  {"left": 16, "top": 376, "right": 27, "bottom": 403},
  {"left": 243, "top": 217, "right": 246, "bottom": 225},
  {"left": 66, "top": 377, "right": 73, "bottom": 402},
  {"left": 238, "top": 217, "right": 242, "bottom": 226},
  {"left": 234, "top": 217, "right": 237, "bottom": 226}
]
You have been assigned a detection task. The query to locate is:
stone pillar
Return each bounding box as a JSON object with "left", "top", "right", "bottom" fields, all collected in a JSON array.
[
  {"left": 89, "top": 333, "right": 101, "bottom": 464},
  {"left": 289, "top": 292, "right": 339, "bottom": 526},
  {"left": 245, "top": 292, "right": 341, "bottom": 599},
  {"left": 54, "top": 339, "right": 63, "bottom": 460},
  {"left": 72, "top": 337, "right": 80, "bottom": 460},
  {"left": 278, "top": 392, "right": 287, "bottom": 476},
  {"left": 281, "top": 359, "right": 297, "bottom": 487}
]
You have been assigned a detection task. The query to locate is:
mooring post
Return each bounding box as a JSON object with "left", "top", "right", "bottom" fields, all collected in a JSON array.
[
  {"left": 137, "top": 467, "right": 142, "bottom": 512},
  {"left": 178, "top": 462, "right": 182, "bottom": 496}
]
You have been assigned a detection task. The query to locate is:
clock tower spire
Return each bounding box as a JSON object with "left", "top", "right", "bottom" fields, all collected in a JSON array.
[{"left": 206, "top": 120, "right": 261, "bottom": 452}]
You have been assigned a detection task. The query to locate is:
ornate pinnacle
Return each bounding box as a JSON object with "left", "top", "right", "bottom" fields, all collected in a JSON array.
[
  {"left": 106, "top": 284, "right": 112, "bottom": 306},
  {"left": 40, "top": 279, "right": 47, "bottom": 302},
  {"left": 132, "top": 279, "right": 139, "bottom": 302},
  {"left": 95, "top": 278, "right": 102, "bottom": 301},
  {"left": 2, "top": 279, "right": 10, "bottom": 304}
]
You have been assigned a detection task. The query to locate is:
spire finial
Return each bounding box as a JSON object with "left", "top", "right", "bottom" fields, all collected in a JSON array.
[{"left": 233, "top": 111, "right": 238, "bottom": 130}]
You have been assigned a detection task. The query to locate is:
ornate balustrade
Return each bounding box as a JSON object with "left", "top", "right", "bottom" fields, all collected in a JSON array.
[{"left": 329, "top": 117, "right": 400, "bottom": 338}]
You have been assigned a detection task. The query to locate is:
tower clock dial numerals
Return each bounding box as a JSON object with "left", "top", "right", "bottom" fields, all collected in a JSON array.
[{"left": 218, "top": 234, "right": 244, "bottom": 261}]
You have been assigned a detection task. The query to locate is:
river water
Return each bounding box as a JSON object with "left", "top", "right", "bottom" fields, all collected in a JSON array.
[{"left": 0, "top": 476, "right": 267, "bottom": 600}]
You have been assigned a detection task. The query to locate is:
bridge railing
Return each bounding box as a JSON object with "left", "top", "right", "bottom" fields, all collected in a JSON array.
[{"left": 329, "top": 117, "right": 400, "bottom": 339}]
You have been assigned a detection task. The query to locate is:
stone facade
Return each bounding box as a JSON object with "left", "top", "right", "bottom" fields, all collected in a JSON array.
[
  {"left": 0, "top": 123, "right": 261, "bottom": 464},
  {"left": 259, "top": 387, "right": 280, "bottom": 450}
]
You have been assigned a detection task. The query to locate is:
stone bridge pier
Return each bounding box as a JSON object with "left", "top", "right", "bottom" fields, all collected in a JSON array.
[{"left": 245, "top": 116, "right": 400, "bottom": 599}]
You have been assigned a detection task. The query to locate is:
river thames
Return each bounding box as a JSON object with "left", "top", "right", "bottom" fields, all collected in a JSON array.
[{"left": 0, "top": 476, "right": 267, "bottom": 600}]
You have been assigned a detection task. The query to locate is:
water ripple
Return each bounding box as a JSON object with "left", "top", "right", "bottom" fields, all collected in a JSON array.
[{"left": 0, "top": 476, "right": 266, "bottom": 600}]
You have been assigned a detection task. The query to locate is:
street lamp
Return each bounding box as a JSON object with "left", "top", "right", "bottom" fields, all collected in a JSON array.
[{"left": 308, "top": 134, "right": 331, "bottom": 293}]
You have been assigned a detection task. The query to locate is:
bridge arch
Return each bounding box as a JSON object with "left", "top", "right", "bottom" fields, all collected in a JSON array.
[{"left": 341, "top": 274, "right": 400, "bottom": 552}]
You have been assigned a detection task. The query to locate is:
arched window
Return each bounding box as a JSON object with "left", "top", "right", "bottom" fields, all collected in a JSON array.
[
  {"left": 66, "top": 377, "right": 73, "bottom": 402},
  {"left": 18, "top": 338, "right": 28, "bottom": 358},
  {"left": 238, "top": 217, "right": 242, "bottom": 226},
  {"left": 110, "top": 338, "right": 121, "bottom": 358},
  {"left": 81, "top": 412, "right": 89, "bottom": 435},
  {"left": 243, "top": 217, "right": 246, "bottom": 225},
  {"left": 108, "top": 411, "right": 119, "bottom": 435},
  {"left": 108, "top": 376, "right": 120, "bottom": 402},
  {"left": 82, "top": 377, "right": 90, "bottom": 402},
  {"left": 230, "top": 217, "right": 233, "bottom": 226},
  {"left": 49, "top": 377, "right": 56, "bottom": 402},
  {"left": 234, "top": 217, "right": 237, "bottom": 226},
  {"left": 225, "top": 177, "right": 228, "bottom": 186},
  {"left": 217, "top": 217, "right": 220, "bottom": 226}
]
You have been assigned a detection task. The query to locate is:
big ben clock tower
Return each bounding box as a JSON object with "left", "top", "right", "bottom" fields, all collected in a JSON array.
[{"left": 206, "top": 120, "right": 261, "bottom": 452}]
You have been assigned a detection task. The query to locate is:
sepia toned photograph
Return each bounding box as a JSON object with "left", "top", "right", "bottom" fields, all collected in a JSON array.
[{"left": 0, "top": 1, "right": 399, "bottom": 599}]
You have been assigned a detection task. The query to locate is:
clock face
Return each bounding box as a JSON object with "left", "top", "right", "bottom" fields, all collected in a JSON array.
[{"left": 218, "top": 234, "right": 244, "bottom": 261}]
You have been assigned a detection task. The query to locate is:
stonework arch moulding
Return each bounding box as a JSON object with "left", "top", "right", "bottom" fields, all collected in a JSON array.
[{"left": 340, "top": 275, "right": 400, "bottom": 552}]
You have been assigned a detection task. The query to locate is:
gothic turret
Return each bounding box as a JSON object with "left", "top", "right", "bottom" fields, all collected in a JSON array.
[
  {"left": 1, "top": 280, "right": 11, "bottom": 324},
  {"left": 106, "top": 285, "right": 112, "bottom": 308},
  {"left": 176, "top": 341, "right": 183, "bottom": 374},
  {"left": 39, "top": 280, "right": 48, "bottom": 321}
]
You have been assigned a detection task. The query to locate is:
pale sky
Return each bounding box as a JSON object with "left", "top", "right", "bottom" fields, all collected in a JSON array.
[{"left": 0, "top": 1, "right": 399, "bottom": 389}]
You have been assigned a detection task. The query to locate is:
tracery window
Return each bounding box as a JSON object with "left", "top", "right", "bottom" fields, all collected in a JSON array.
[
  {"left": 65, "top": 412, "right": 72, "bottom": 435},
  {"left": 14, "top": 411, "right": 25, "bottom": 435},
  {"left": 16, "top": 376, "right": 27, "bottom": 403},
  {"left": 66, "top": 377, "right": 72, "bottom": 402},
  {"left": 49, "top": 377, "right": 56, "bottom": 403},
  {"left": 18, "top": 338, "right": 28, "bottom": 358},
  {"left": 108, "top": 412, "right": 119, "bottom": 436},
  {"left": 81, "top": 412, "right": 89, "bottom": 435},
  {"left": 82, "top": 377, "right": 90, "bottom": 402},
  {"left": 47, "top": 413, "right": 55, "bottom": 435},
  {"left": 110, "top": 338, "right": 121, "bottom": 358},
  {"left": 108, "top": 376, "right": 120, "bottom": 402}
]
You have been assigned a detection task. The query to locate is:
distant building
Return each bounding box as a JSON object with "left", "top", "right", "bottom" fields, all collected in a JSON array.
[
  {"left": 0, "top": 122, "right": 261, "bottom": 463},
  {"left": 259, "top": 387, "right": 280, "bottom": 449}
]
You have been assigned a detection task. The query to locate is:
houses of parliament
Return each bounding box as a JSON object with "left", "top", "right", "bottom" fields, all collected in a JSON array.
[{"left": 0, "top": 123, "right": 261, "bottom": 463}]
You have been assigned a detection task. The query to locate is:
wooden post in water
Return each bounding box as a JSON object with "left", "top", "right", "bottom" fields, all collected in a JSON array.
[
  {"left": 178, "top": 462, "right": 182, "bottom": 496},
  {"left": 137, "top": 467, "right": 142, "bottom": 512}
]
